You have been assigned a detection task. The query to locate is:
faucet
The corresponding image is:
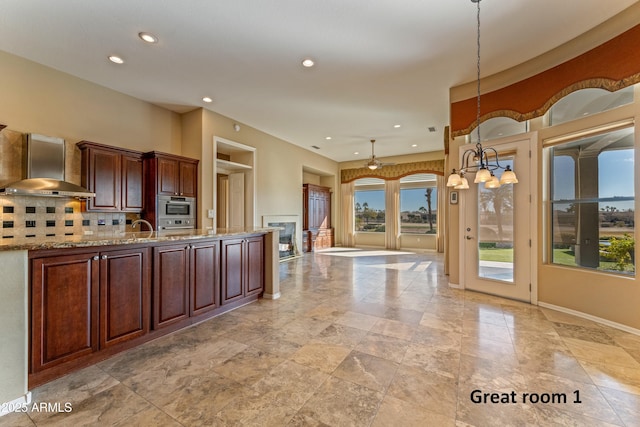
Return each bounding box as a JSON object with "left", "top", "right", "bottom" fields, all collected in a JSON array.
[{"left": 131, "top": 219, "right": 154, "bottom": 238}]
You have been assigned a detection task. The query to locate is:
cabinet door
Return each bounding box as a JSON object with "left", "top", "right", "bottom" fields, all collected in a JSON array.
[
  {"left": 87, "top": 148, "right": 121, "bottom": 211},
  {"left": 190, "top": 240, "right": 220, "bottom": 316},
  {"left": 179, "top": 161, "right": 198, "bottom": 197},
  {"left": 245, "top": 236, "right": 264, "bottom": 296},
  {"left": 31, "top": 252, "right": 99, "bottom": 372},
  {"left": 121, "top": 154, "right": 143, "bottom": 211},
  {"left": 157, "top": 157, "right": 180, "bottom": 196},
  {"left": 100, "top": 248, "right": 150, "bottom": 348},
  {"left": 220, "top": 238, "right": 244, "bottom": 305},
  {"left": 153, "top": 245, "right": 190, "bottom": 328}
]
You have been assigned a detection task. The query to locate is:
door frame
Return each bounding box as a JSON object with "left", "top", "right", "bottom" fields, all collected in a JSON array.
[{"left": 458, "top": 132, "right": 538, "bottom": 304}]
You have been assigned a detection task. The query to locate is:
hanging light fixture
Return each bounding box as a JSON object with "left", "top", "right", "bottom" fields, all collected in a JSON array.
[{"left": 446, "top": 0, "right": 518, "bottom": 190}]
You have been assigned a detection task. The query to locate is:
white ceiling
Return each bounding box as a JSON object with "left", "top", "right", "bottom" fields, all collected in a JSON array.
[{"left": 0, "top": 0, "right": 636, "bottom": 162}]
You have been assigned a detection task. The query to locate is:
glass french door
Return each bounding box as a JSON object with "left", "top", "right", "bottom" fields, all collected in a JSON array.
[{"left": 460, "top": 135, "right": 533, "bottom": 302}]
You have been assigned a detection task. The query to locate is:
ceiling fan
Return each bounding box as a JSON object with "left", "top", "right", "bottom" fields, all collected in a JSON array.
[{"left": 364, "top": 139, "right": 395, "bottom": 170}]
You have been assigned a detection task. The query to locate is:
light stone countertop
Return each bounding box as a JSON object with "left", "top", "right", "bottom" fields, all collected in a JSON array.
[{"left": 0, "top": 227, "right": 278, "bottom": 252}]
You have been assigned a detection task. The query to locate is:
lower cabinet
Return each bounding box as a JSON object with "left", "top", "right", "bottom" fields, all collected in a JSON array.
[
  {"left": 152, "top": 244, "right": 190, "bottom": 329},
  {"left": 221, "top": 235, "right": 264, "bottom": 305},
  {"left": 100, "top": 248, "right": 150, "bottom": 349},
  {"left": 30, "top": 247, "right": 150, "bottom": 373},
  {"left": 29, "top": 233, "right": 264, "bottom": 385},
  {"left": 152, "top": 239, "right": 220, "bottom": 329},
  {"left": 190, "top": 240, "right": 220, "bottom": 316}
]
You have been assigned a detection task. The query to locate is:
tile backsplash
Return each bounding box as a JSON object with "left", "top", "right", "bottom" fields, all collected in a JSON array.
[
  {"left": 1, "top": 128, "right": 140, "bottom": 240},
  {"left": 0, "top": 196, "right": 139, "bottom": 240}
]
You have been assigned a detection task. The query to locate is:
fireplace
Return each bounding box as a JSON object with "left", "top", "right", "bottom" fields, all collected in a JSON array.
[{"left": 262, "top": 215, "right": 301, "bottom": 261}]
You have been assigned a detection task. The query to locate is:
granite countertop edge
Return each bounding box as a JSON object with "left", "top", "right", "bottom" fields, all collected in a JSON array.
[{"left": 0, "top": 227, "right": 279, "bottom": 252}]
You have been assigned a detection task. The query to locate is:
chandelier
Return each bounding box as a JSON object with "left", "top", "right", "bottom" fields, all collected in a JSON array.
[{"left": 446, "top": 0, "right": 518, "bottom": 190}]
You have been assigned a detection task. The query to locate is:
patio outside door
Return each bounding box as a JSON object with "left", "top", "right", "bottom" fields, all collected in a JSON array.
[{"left": 460, "top": 134, "right": 534, "bottom": 302}]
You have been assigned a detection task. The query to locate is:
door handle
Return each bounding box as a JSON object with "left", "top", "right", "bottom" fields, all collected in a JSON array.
[{"left": 465, "top": 235, "right": 473, "bottom": 240}]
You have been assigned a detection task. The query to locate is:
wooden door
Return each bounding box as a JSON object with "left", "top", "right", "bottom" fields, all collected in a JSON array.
[
  {"left": 220, "top": 238, "right": 244, "bottom": 304},
  {"left": 217, "top": 174, "right": 229, "bottom": 229},
  {"left": 245, "top": 236, "right": 264, "bottom": 296},
  {"left": 99, "top": 247, "right": 150, "bottom": 348},
  {"left": 179, "top": 161, "right": 198, "bottom": 197},
  {"left": 153, "top": 244, "right": 190, "bottom": 328},
  {"left": 121, "top": 154, "right": 143, "bottom": 211},
  {"left": 190, "top": 240, "right": 220, "bottom": 316},
  {"left": 157, "top": 157, "right": 180, "bottom": 196},
  {"left": 87, "top": 147, "right": 121, "bottom": 211},
  {"left": 31, "top": 252, "right": 99, "bottom": 372},
  {"left": 228, "top": 173, "right": 245, "bottom": 228}
]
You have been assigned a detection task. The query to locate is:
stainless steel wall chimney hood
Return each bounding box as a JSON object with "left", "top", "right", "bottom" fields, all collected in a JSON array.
[{"left": 0, "top": 133, "right": 95, "bottom": 198}]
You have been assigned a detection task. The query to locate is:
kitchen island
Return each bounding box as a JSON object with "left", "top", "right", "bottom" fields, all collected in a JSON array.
[{"left": 0, "top": 227, "right": 280, "bottom": 413}]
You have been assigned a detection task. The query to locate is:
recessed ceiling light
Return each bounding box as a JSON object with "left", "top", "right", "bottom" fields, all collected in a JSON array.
[
  {"left": 108, "top": 55, "right": 124, "bottom": 64},
  {"left": 138, "top": 32, "right": 158, "bottom": 44},
  {"left": 354, "top": 152, "right": 359, "bottom": 155},
  {"left": 325, "top": 136, "right": 332, "bottom": 140},
  {"left": 411, "top": 144, "right": 418, "bottom": 147},
  {"left": 302, "top": 58, "right": 315, "bottom": 67},
  {"left": 202, "top": 97, "right": 213, "bottom": 103},
  {"left": 393, "top": 124, "right": 401, "bottom": 128}
]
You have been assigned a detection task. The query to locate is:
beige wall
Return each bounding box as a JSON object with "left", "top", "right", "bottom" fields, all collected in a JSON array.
[
  {"left": 0, "top": 51, "right": 182, "bottom": 167},
  {"left": 181, "top": 108, "right": 340, "bottom": 238}
]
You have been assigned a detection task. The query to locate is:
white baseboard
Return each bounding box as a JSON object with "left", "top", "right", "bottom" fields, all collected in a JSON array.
[
  {"left": 263, "top": 292, "right": 281, "bottom": 300},
  {"left": 448, "top": 281, "right": 463, "bottom": 289},
  {"left": 538, "top": 302, "right": 640, "bottom": 336},
  {"left": 0, "top": 392, "right": 31, "bottom": 417}
]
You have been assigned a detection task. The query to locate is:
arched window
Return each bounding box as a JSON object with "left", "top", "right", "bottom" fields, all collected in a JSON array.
[
  {"left": 548, "top": 86, "right": 634, "bottom": 126},
  {"left": 468, "top": 117, "right": 528, "bottom": 144}
]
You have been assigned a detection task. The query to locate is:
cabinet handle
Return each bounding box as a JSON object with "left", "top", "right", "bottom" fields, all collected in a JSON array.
[
  {"left": 92, "top": 256, "right": 99, "bottom": 261},
  {"left": 102, "top": 255, "right": 108, "bottom": 260},
  {"left": 180, "top": 193, "right": 183, "bottom": 196}
]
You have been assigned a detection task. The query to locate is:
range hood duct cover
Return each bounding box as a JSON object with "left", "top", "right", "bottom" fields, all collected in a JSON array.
[{"left": 0, "top": 133, "right": 95, "bottom": 198}]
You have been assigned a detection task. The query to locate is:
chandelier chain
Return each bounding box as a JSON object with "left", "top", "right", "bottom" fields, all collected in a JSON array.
[{"left": 475, "top": 0, "right": 481, "bottom": 146}]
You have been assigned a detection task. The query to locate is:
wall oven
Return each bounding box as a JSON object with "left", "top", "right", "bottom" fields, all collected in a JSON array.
[{"left": 157, "top": 195, "right": 196, "bottom": 231}]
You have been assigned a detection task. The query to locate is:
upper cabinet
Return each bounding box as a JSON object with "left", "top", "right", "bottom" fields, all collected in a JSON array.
[
  {"left": 144, "top": 152, "right": 199, "bottom": 198},
  {"left": 77, "top": 141, "right": 143, "bottom": 212}
]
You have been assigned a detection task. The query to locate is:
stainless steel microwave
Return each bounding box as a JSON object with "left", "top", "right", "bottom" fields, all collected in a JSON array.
[{"left": 157, "top": 195, "right": 195, "bottom": 219}]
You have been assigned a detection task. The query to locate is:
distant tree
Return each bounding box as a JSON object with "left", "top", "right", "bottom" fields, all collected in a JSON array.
[{"left": 425, "top": 188, "right": 434, "bottom": 232}]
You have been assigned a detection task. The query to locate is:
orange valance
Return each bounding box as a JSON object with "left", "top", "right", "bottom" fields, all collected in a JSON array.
[
  {"left": 451, "top": 24, "right": 640, "bottom": 137},
  {"left": 341, "top": 160, "right": 444, "bottom": 183}
]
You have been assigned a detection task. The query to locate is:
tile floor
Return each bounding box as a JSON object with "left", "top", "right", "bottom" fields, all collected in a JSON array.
[{"left": 3, "top": 248, "right": 640, "bottom": 426}]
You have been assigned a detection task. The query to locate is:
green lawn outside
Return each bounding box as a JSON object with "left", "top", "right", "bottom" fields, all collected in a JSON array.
[
  {"left": 478, "top": 248, "right": 514, "bottom": 263},
  {"left": 480, "top": 248, "right": 633, "bottom": 273}
]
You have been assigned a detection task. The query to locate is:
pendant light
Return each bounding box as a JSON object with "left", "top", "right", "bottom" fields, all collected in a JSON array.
[{"left": 447, "top": 0, "right": 518, "bottom": 190}]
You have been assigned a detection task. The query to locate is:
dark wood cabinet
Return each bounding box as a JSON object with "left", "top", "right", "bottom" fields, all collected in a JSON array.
[
  {"left": 29, "top": 233, "right": 265, "bottom": 387},
  {"left": 144, "top": 152, "right": 198, "bottom": 198},
  {"left": 78, "top": 141, "right": 143, "bottom": 212},
  {"left": 152, "top": 244, "right": 190, "bottom": 329},
  {"left": 221, "top": 235, "right": 264, "bottom": 305},
  {"left": 143, "top": 152, "right": 199, "bottom": 230},
  {"left": 99, "top": 247, "right": 150, "bottom": 348},
  {"left": 189, "top": 240, "right": 220, "bottom": 316},
  {"left": 121, "top": 154, "right": 143, "bottom": 211},
  {"left": 152, "top": 239, "right": 221, "bottom": 328},
  {"left": 180, "top": 161, "right": 198, "bottom": 198},
  {"left": 30, "top": 246, "right": 149, "bottom": 373},
  {"left": 302, "top": 184, "right": 334, "bottom": 252},
  {"left": 31, "top": 252, "right": 100, "bottom": 373}
]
